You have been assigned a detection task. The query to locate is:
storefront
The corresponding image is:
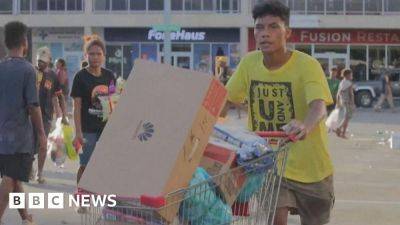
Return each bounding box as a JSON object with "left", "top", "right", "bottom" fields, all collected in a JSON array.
[
  {"left": 248, "top": 28, "right": 400, "bottom": 81},
  {"left": 104, "top": 27, "right": 240, "bottom": 78},
  {"left": 32, "top": 27, "right": 84, "bottom": 87}
]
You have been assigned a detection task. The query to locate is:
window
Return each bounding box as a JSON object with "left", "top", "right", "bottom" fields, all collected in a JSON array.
[
  {"left": 346, "top": 0, "right": 363, "bottom": 14},
  {"left": 50, "top": 0, "right": 66, "bottom": 11},
  {"left": 232, "top": 0, "right": 239, "bottom": 12},
  {"left": 288, "top": 0, "right": 305, "bottom": 14},
  {"left": 94, "top": 0, "right": 111, "bottom": 10},
  {"left": 326, "top": 0, "right": 343, "bottom": 14},
  {"left": 229, "top": 44, "right": 240, "bottom": 68},
  {"left": 0, "top": 0, "right": 12, "bottom": 13},
  {"left": 369, "top": 46, "right": 386, "bottom": 80},
  {"left": 149, "top": 0, "right": 163, "bottom": 10},
  {"left": 21, "top": 0, "right": 31, "bottom": 13},
  {"left": 106, "top": 45, "right": 123, "bottom": 77},
  {"left": 315, "top": 45, "right": 347, "bottom": 54},
  {"left": 67, "top": 0, "right": 83, "bottom": 10},
  {"left": 33, "top": 0, "right": 48, "bottom": 11},
  {"left": 385, "top": 0, "right": 400, "bottom": 12},
  {"left": 172, "top": 0, "right": 183, "bottom": 10},
  {"left": 350, "top": 46, "right": 367, "bottom": 81},
  {"left": 185, "top": 0, "right": 201, "bottom": 10},
  {"left": 123, "top": 44, "right": 139, "bottom": 79},
  {"left": 216, "top": 0, "right": 230, "bottom": 12},
  {"left": 112, "top": 0, "right": 127, "bottom": 10},
  {"left": 308, "top": 0, "right": 324, "bottom": 14},
  {"left": 203, "top": 0, "right": 213, "bottom": 10},
  {"left": 130, "top": 0, "right": 146, "bottom": 10},
  {"left": 194, "top": 44, "right": 211, "bottom": 73},
  {"left": 388, "top": 46, "right": 400, "bottom": 69},
  {"left": 365, "top": 0, "right": 381, "bottom": 14},
  {"left": 140, "top": 44, "right": 157, "bottom": 62},
  {"left": 295, "top": 45, "right": 312, "bottom": 55}
]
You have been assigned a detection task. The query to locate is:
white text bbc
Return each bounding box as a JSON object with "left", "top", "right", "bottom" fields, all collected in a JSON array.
[{"left": 9, "top": 193, "right": 117, "bottom": 209}]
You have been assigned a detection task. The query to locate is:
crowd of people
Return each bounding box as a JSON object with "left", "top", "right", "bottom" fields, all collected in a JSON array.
[{"left": 0, "top": 20, "right": 116, "bottom": 224}]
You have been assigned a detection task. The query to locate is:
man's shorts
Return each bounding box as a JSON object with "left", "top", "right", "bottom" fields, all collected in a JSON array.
[
  {"left": 0, "top": 153, "right": 33, "bottom": 182},
  {"left": 79, "top": 132, "right": 101, "bottom": 166},
  {"left": 277, "top": 175, "right": 335, "bottom": 225}
]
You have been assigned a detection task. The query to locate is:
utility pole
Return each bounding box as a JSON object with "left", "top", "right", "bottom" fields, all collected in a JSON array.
[{"left": 163, "top": 0, "right": 172, "bottom": 65}]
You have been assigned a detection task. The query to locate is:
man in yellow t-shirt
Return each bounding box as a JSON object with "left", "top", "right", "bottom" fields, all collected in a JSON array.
[{"left": 224, "top": 1, "right": 334, "bottom": 225}]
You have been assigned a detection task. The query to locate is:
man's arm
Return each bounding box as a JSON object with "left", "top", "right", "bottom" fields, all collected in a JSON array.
[
  {"left": 73, "top": 97, "right": 83, "bottom": 143},
  {"left": 55, "top": 92, "right": 68, "bottom": 124},
  {"left": 283, "top": 99, "right": 327, "bottom": 140}
]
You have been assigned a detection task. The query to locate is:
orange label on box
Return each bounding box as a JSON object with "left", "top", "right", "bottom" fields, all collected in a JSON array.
[{"left": 202, "top": 79, "right": 227, "bottom": 117}]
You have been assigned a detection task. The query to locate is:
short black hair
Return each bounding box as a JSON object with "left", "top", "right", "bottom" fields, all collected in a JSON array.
[
  {"left": 56, "top": 58, "right": 66, "bottom": 67},
  {"left": 4, "top": 21, "right": 28, "bottom": 50},
  {"left": 252, "top": 1, "right": 290, "bottom": 26}
]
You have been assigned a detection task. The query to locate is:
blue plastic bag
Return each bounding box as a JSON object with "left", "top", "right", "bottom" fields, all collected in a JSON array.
[
  {"left": 236, "top": 172, "right": 267, "bottom": 203},
  {"left": 179, "top": 168, "right": 232, "bottom": 225}
]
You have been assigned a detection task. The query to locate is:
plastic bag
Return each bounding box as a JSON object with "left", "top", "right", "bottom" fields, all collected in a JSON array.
[
  {"left": 47, "top": 118, "right": 67, "bottom": 167},
  {"left": 236, "top": 173, "right": 266, "bottom": 203},
  {"left": 62, "top": 123, "right": 77, "bottom": 160},
  {"left": 213, "top": 124, "right": 270, "bottom": 154},
  {"left": 213, "top": 124, "right": 274, "bottom": 173},
  {"left": 326, "top": 107, "right": 346, "bottom": 131},
  {"left": 179, "top": 168, "right": 232, "bottom": 225}
]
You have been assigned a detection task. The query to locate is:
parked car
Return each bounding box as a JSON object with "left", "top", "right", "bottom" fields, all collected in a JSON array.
[{"left": 353, "top": 69, "right": 400, "bottom": 107}]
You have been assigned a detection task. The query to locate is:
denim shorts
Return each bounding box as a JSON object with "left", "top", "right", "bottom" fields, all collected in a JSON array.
[{"left": 79, "top": 132, "right": 101, "bottom": 166}]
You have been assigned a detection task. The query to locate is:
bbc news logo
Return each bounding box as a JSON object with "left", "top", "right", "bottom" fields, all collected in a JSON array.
[{"left": 9, "top": 193, "right": 117, "bottom": 209}]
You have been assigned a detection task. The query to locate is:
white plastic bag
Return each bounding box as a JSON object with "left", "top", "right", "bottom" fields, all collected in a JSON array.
[
  {"left": 47, "top": 118, "right": 66, "bottom": 168},
  {"left": 326, "top": 108, "right": 340, "bottom": 131}
]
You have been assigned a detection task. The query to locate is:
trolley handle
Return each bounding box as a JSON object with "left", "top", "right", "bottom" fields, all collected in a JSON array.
[
  {"left": 140, "top": 195, "right": 166, "bottom": 208},
  {"left": 256, "top": 131, "right": 297, "bottom": 142}
]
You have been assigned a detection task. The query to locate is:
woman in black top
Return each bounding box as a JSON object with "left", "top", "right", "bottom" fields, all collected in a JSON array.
[{"left": 71, "top": 35, "right": 116, "bottom": 186}]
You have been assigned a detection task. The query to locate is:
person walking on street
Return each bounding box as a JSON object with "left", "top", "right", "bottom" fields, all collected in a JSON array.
[
  {"left": 374, "top": 71, "right": 396, "bottom": 113},
  {"left": 70, "top": 35, "right": 116, "bottom": 194},
  {"left": 221, "top": 2, "right": 334, "bottom": 225},
  {"left": 0, "top": 21, "right": 47, "bottom": 225},
  {"left": 327, "top": 66, "right": 340, "bottom": 113},
  {"left": 32, "top": 47, "right": 68, "bottom": 184},
  {"left": 335, "top": 69, "right": 356, "bottom": 139},
  {"left": 55, "top": 58, "right": 69, "bottom": 101}
]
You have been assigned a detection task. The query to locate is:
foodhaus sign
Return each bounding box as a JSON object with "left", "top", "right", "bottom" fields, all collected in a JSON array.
[
  {"left": 291, "top": 29, "right": 400, "bottom": 44},
  {"left": 148, "top": 29, "right": 205, "bottom": 41}
]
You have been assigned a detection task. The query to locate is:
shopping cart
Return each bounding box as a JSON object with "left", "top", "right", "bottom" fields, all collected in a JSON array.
[{"left": 80, "top": 131, "right": 294, "bottom": 225}]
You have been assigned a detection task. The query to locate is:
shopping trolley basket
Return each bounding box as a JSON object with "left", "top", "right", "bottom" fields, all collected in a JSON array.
[{"left": 80, "top": 131, "right": 294, "bottom": 225}]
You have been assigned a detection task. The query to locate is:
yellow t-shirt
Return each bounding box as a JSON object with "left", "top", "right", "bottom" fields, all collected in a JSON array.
[{"left": 226, "top": 50, "right": 334, "bottom": 183}]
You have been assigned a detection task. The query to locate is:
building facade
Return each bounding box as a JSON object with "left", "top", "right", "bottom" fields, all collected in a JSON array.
[{"left": 1, "top": 0, "right": 400, "bottom": 82}]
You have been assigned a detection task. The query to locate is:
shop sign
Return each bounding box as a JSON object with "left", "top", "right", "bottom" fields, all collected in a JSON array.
[
  {"left": 291, "top": 29, "right": 400, "bottom": 44},
  {"left": 32, "top": 28, "right": 83, "bottom": 42},
  {"left": 105, "top": 28, "right": 239, "bottom": 43},
  {"left": 147, "top": 29, "right": 205, "bottom": 41}
]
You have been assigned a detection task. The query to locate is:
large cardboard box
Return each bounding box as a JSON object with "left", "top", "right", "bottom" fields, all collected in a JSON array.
[
  {"left": 79, "top": 59, "right": 227, "bottom": 222},
  {"left": 200, "top": 137, "right": 247, "bottom": 206}
]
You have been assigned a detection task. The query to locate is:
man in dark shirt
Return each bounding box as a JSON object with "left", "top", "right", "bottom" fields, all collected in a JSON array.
[
  {"left": 0, "top": 21, "right": 46, "bottom": 225},
  {"left": 32, "top": 46, "right": 68, "bottom": 184}
]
